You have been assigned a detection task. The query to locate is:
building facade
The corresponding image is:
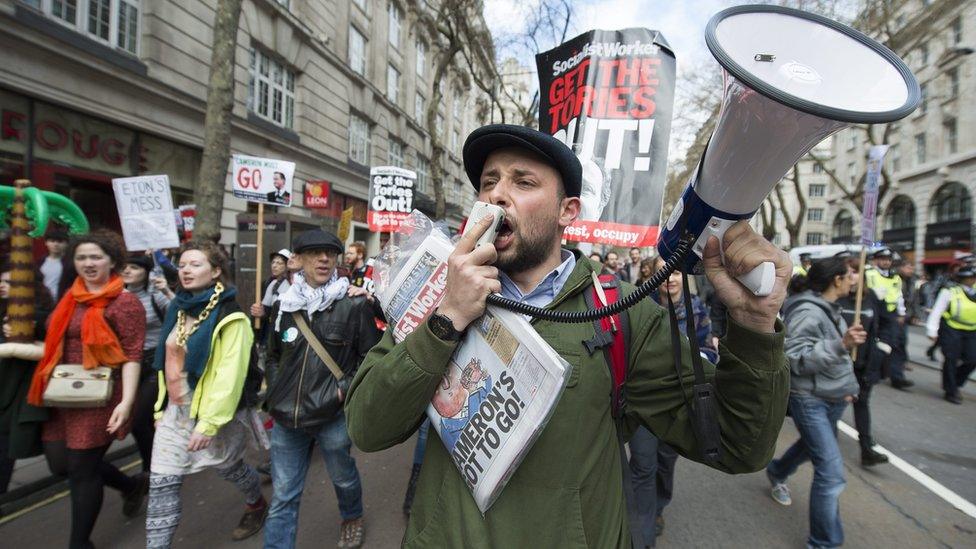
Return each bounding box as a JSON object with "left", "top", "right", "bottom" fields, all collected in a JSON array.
[
  {"left": 830, "top": 0, "right": 975, "bottom": 271},
  {"left": 0, "top": 0, "right": 487, "bottom": 276},
  {"left": 764, "top": 138, "right": 835, "bottom": 249}
]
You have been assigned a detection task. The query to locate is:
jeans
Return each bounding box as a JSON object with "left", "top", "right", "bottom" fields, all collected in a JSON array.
[
  {"left": 264, "top": 412, "right": 363, "bottom": 549},
  {"left": 767, "top": 394, "right": 849, "bottom": 548},
  {"left": 939, "top": 326, "right": 976, "bottom": 397},
  {"left": 412, "top": 419, "right": 430, "bottom": 466},
  {"left": 629, "top": 426, "right": 679, "bottom": 547}
]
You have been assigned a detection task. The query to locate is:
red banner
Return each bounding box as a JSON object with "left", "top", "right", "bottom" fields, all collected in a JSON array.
[
  {"left": 563, "top": 219, "right": 659, "bottom": 248},
  {"left": 305, "top": 180, "right": 331, "bottom": 208}
]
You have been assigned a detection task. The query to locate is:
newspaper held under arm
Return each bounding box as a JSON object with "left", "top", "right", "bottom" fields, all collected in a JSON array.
[{"left": 375, "top": 211, "right": 571, "bottom": 514}]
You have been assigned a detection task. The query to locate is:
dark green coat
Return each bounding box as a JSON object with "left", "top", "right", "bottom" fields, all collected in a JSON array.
[{"left": 345, "top": 251, "right": 789, "bottom": 547}]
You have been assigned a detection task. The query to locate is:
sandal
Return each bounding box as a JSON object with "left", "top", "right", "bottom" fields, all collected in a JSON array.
[{"left": 337, "top": 517, "right": 365, "bottom": 548}]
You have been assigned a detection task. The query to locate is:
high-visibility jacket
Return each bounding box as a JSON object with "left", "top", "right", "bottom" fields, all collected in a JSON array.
[
  {"left": 943, "top": 285, "right": 976, "bottom": 331},
  {"left": 866, "top": 267, "right": 902, "bottom": 314},
  {"left": 792, "top": 265, "right": 808, "bottom": 277}
]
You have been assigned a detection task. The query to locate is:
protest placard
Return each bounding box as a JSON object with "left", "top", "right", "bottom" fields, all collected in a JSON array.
[
  {"left": 368, "top": 166, "right": 416, "bottom": 232},
  {"left": 112, "top": 174, "right": 180, "bottom": 251},
  {"left": 536, "top": 28, "right": 676, "bottom": 247},
  {"left": 231, "top": 154, "right": 296, "bottom": 207}
]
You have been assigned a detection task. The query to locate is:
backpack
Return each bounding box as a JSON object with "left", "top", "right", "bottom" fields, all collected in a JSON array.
[{"left": 583, "top": 272, "right": 720, "bottom": 549}]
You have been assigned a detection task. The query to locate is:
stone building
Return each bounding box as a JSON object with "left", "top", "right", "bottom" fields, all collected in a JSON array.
[
  {"left": 0, "top": 0, "right": 489, "bottom": 294},
  {"left": 830, "top": 0, "right": 975, "bottom": 272}
]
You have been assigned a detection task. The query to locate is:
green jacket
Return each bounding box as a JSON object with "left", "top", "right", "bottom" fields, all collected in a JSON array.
[
  {"left": 154, "top": 310, "right": 254, "bottom": 436},
  {"left": 345, "top": 251, "right": 789, "bottom": 547}
]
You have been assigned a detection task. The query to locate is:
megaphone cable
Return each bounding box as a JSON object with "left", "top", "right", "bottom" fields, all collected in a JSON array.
[{"left": 484, "top": 233, "right": 696, "bottom": 323}]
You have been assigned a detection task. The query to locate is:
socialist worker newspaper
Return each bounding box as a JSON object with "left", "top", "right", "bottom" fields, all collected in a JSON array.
[{"left": 378, "top": 229, "right": 571, "bottom": 513}]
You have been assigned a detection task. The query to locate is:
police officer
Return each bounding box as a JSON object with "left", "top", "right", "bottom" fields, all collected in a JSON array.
[
  {"left": 793, "top": 253, "right": 812, "bottom": 277},
  {"left": 925, "top": 267, "right": 976, "bottom": 404},
  {"left": 865, "top": 248, "right": 914, "bottom": 389}
]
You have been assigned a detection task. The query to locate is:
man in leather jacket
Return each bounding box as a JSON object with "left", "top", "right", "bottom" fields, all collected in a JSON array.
[{"left": 262, "top": 230, "right": 382, "bottom": 549}]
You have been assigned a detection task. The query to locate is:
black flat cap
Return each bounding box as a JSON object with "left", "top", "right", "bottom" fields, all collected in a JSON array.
[
  {"left": 462, "top": 124, "right": 582, "bottom": 197},
  {"left": 292, "top": 230, "right": 344, "bottom": 255},
  {"left": 872, "top": 248, "right": 893, "bottom": 259}
]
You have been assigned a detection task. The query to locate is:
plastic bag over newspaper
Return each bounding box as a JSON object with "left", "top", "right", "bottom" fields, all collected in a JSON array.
[{"left": 373, "top": 211, "right": 572, "bottom": 513}]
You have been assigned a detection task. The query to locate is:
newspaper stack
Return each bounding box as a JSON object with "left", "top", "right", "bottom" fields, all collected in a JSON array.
[{"left": 379, "top": 229, "right": 571, "bottom": 513}]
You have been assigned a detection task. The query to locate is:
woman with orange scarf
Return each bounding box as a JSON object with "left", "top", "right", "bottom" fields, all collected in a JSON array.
[{"left": 28, "top": 229, "right": 147, "bottom": 549}]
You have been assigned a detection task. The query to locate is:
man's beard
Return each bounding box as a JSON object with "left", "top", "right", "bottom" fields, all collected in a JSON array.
[{"left": 495, "top": 224, "right": 561, "bottom": 275}]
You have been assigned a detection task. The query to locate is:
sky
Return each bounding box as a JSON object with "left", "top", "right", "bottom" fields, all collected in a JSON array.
[{"left": 484, "top": 0, "right": 735, "bottom": 70}]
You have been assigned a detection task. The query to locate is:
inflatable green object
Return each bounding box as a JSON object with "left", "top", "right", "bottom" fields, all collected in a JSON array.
[{"left": 0, "top": 183, "right": 89, "bottom": 236}]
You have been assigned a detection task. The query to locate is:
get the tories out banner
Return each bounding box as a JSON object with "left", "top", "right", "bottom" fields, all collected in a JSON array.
[{"left": 536, "top": 28, "right": 675, "bottom": 247}]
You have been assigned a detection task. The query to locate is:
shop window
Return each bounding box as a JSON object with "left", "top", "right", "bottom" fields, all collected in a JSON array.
[
  {"left": 33, "top": 0, "right": 141, "bottom": 55},
  {"left": 930, "top": 182, "right": 971, "bottom": 223},
  {"left": 348, "top": 114, "right": 371, "bottom": 166},
  {"left": 885, "top": 195, "right": 916, "bottom": 230},
  {"left": 248, "top": 48, "right": 296, "bottom": 129}
]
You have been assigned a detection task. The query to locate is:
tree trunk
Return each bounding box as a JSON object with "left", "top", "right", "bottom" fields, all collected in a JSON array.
[
  {"left": 427, "top": 43, "right": 461, "bottom": 221},
  {"left": 194, "top": 0, "right": 244, "bottom": 242}
]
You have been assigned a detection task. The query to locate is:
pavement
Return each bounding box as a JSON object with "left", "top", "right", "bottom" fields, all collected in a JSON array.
[{"left": 1, "top": 325, "right": 974, "bottom": 547}]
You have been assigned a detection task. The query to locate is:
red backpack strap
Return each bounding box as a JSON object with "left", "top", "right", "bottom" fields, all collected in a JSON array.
[{"left": 583, "top": 273, "right": 631, "bottom": 419}]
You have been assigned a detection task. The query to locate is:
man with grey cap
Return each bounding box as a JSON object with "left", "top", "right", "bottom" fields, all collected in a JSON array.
[
  {"left": 263, "top": 229, "right": 382, "bottom": 549},
  {"left": 346, "top": 124, "right": 791, "bottom": 547}
]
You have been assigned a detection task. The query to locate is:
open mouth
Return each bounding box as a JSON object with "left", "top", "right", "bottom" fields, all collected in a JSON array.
[{"left": 495, "top": 219, "right": 515, "bottom": 250}]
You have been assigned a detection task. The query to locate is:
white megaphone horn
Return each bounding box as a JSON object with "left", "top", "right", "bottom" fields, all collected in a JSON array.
[{"left": 657, "top": 5, "right": 920, "bottom": 296}]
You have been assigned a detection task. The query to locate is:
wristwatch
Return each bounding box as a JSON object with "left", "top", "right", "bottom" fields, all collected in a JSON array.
[{"left": 428, "top": 310, "right": 464, "bottom": 342}]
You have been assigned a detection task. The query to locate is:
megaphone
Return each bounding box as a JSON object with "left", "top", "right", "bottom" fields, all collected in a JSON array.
[{"left": 657, "top": 4, "right": 920, "bottom": 296}]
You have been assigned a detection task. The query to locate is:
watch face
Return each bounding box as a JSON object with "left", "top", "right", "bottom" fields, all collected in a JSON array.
[{"left": 430, "top": 313, "right": 459, "bottom": 340}]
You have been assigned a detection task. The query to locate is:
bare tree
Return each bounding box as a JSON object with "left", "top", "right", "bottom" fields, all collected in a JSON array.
[
  {"left": 193, "top": 0, "right": 244, "bottom": 242},
  {"left": 408, "top": 0, "right": 574, "bottom": 220}
]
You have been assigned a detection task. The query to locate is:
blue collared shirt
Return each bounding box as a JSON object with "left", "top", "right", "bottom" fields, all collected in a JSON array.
[{"left": 498, "top": 249, "right": 577, "bottom": 309}]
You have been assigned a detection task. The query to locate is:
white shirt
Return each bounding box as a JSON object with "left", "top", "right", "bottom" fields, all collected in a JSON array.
[{"left": 40, "top": 256, "right": 62, "bottom": 299}]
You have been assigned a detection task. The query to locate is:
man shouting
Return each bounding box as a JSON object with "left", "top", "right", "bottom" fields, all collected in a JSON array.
[{"left": 345, "top": 124, "right": 791, "bottom": 548}]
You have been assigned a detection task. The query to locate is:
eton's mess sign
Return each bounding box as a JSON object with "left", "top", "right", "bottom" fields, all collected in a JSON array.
[
  {"left": 536, "top": 28, "right": 676, "bottom": 247},
  {"left": 368, "top": 166, "right": 417, "bottom": 232}
]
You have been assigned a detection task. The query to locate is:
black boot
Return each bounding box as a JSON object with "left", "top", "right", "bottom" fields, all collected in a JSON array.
[
  {"left": 403, "top": 463, "right": 422, "bottom": 516},
  {"left": 861, "top": 447, "right": 889, "bottom": 467}
]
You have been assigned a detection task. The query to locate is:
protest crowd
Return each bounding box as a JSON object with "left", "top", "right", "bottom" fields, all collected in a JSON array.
[{"left": 0, "top": 130, "right": 972, "bottom": 549}]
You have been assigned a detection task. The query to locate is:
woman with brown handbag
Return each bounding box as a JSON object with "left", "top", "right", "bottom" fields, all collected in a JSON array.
[{"left": 27, "top": 229, "right": 147, "bottom": 549}]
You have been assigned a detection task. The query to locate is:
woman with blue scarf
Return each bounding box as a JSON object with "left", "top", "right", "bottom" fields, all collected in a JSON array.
[{"left": 145, "top": 241, "right": 266, "bottom": 548}]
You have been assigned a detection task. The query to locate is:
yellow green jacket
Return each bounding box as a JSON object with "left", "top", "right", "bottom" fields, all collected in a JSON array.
[{"left": 154, "top": 309, "right": 254, "bottom": 436}]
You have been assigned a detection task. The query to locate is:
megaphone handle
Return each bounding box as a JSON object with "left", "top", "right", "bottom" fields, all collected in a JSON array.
[{"left": 691, "top": 217, "right": 776, "bottom": 297}]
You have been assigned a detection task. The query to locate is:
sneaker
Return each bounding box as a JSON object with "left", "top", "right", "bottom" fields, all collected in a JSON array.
[
  {"left": 945, "top": 393, "right": 963, "bottom": 405},
  {"left": 122, "top": 473, "right": 149, "bottom": 518},
  {"left": 231, "top": 497, "right": 268, "bottom": 541},
  {"left": 338, "top": 517, "right": 365, "bottom": 548},
  {"left": 766, "top": 469, "right": 791, "bottom": 506},
  {"left": 861, "top": 447, "right": 889, "bottom": 467}
]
